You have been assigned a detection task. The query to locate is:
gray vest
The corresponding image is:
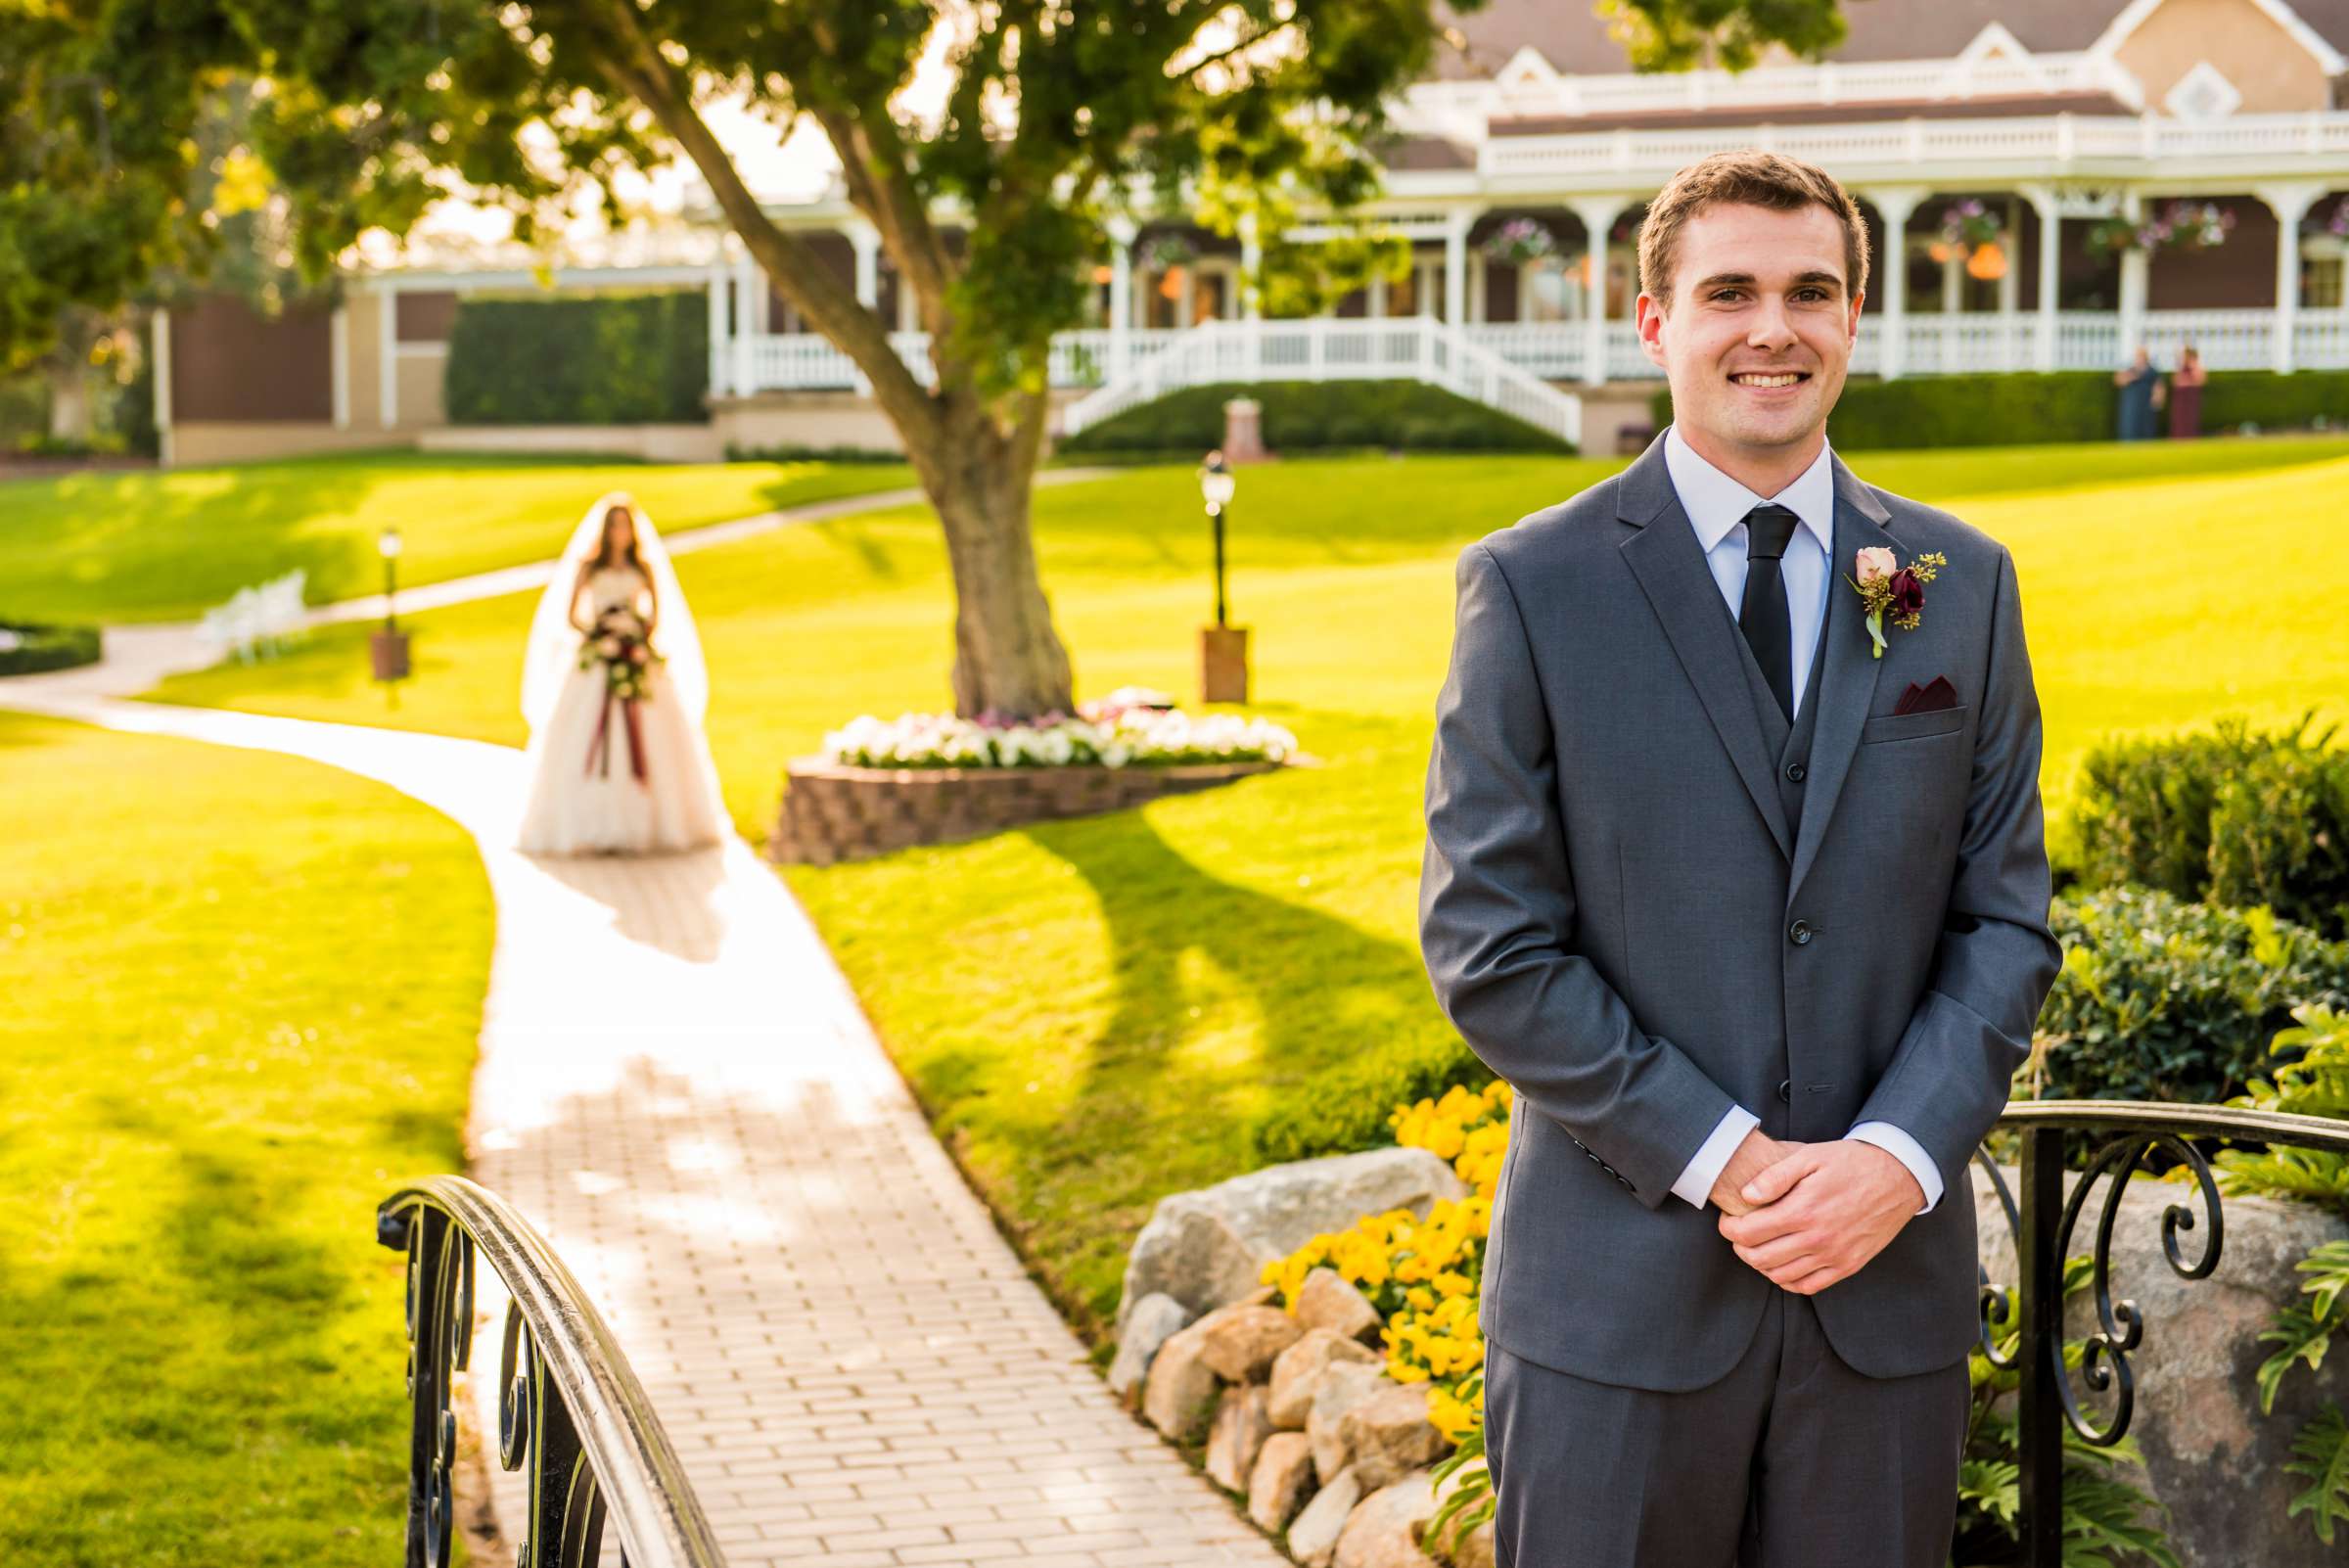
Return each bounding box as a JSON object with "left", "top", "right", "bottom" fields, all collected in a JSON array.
[{"left": 1738, "top": 616, "right": 1833, "bottom": 1135}]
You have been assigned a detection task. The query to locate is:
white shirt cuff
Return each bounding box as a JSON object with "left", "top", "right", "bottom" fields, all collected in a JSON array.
[
  {"left": 1847, "top": 1121, "right": 1942, "bottom": 1216},
  {"left": 1671, "top": 1103, "right": 1761, "bottom": 1210}
]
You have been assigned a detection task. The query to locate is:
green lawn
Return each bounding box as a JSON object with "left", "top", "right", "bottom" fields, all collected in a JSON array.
[
  {"left": 0, "top": 713, "right": 493, "bottom": 1562},
  {"left": 0, "top": 447, "right": 913, "bottom": 624},
  {"left": 138, "top": 433, "right": 2349, "bottom": 1350}
]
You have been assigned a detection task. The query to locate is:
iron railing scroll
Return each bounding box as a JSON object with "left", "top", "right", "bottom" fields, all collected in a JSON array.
[
  {"left": 376, "top": 1176, "right": 726, "bottom": 1568},
  {"left": 1980, "top": 1101, "right": 2349, "bottom": 1568}
]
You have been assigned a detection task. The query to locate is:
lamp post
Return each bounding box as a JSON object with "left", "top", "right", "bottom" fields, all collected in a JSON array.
[
  {"left": 370, "top": 526, "right": 411, "bottom": 686},
  {"left": 1196, "top": 450, "right": 1248, "bottom": 704}
]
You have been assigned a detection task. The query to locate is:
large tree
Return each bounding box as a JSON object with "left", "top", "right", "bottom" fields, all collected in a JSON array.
[{"left": 20, "top": 0, "right": 1846, "bottom": 715}]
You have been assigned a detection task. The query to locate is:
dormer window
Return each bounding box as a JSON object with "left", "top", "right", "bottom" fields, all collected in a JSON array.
[{"left": 2164, "top": 62, "right": 2242, "bottom": 121}]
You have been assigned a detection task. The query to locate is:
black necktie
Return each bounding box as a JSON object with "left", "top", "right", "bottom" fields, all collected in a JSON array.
[{"left": 1738, "top": 503, "right": 1800, "bottom": 723}]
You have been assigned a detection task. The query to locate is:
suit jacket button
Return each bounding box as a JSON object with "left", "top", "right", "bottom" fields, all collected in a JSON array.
[
  {"left": 1785, "top": 761, "right": 1806, "bottom": 782},
  {"left": 1788, "top": 919, "right": 1814, "bottom": 945},
  {"left": 1776, "top": 1079, "right": 1791, "bottom": 1103}
]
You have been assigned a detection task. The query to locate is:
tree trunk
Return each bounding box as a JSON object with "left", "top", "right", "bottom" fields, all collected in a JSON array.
[{"left": 921, "top": 444, "right": 1077, "bottom": 719}]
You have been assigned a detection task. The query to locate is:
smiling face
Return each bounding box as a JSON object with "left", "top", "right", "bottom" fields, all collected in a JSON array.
[
  {"left": 1636, "top": 200, "right": 1862, "bottom": 472},
  {"left": 602, "top": 505, "right": 637, "bottom": 556}
]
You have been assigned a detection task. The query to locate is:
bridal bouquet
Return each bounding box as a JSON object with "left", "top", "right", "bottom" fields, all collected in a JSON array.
[{"left": 579, "top": 607, "right": 662, "bottom": 702}]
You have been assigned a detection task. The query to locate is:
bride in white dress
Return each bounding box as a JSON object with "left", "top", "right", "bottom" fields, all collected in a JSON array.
[{"left": 515, "top": 491, "right": 728, "bottom": 854}]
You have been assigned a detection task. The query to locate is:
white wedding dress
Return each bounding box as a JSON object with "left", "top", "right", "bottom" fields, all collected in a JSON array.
[{"left": 515, "top": 507, "right": 729, "bottom": 855}]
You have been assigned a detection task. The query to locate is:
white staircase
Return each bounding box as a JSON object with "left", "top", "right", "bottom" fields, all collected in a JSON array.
[{"left": 1057, "top": 317, "right": 1585, "bottom": 450}]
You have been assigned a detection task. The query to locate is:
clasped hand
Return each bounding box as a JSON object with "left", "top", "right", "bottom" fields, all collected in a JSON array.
[{"left": 1708, "top": 1131, "right": 1923, "bottom": 1296}]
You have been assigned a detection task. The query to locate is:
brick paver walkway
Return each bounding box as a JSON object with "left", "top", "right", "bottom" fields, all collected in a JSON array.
[{"left": 4, "top": 687, "right": 1280, "bottom": 1564}]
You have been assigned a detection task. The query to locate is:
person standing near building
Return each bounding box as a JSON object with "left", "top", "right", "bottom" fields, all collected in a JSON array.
[
  {"left": 2114, "top": 346, "right": 2161, "bottom": 440},
  {"left": 2169, "top": 345, "right": 2207, "bottom": 439}
]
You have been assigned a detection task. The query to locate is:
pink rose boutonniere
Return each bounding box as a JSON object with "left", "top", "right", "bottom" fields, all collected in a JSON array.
[{"left": 1846, "top": 546, "right": 1949, "bottom": 659}]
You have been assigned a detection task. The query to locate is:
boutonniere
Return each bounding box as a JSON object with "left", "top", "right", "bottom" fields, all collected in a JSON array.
[{"left": 1846, "top": 547, "right": 1949, "bottom": 660}]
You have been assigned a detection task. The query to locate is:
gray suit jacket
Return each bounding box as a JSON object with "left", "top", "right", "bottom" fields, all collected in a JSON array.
[{"left": 1419, "top": 431, "right": 2060, "bottom": 1392}]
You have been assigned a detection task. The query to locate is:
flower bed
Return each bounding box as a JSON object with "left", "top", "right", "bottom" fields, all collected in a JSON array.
[
  {"left": 0, "top": 619, "right": 101, "bottom": 677},
  {"left": 770, "top": 691, "right": 1302, "bottom": 864},
  {"left": 820, "top": 687, "right": 1299, "bottom": 770}
]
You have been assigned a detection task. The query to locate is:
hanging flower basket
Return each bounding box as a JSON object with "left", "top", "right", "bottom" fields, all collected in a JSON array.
[
  {"left": 1480, "top": 217, "right": 1558, "bottom": 266},
  {"left": 2302, "top": 195, "right": 2349, "bottom": 240},
  {"left": 2086, "top": 200, "right": 2238, "bottom": 257},
  {"left": 1937, "top": 198, "right": 2005, "bottom": 253},
  {"left": 1136, "top": 234, "right": 1197, "bottom": 274}
]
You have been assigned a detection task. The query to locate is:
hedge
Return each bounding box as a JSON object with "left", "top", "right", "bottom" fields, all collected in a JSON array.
[
  {"left": 2036, "top": 887, "right": 2349, "bottom": 1104},
  {"left": 1058, "top": 379, "right": 1576, "bottom": 456},
  {"left": 1649, "top": 369, "right": 2349, "bottom": 450},
  {"left": 444, "top": 292, "right": 709, "bottom": 425},
  {"left": 2073, "top": 715, "right": 2349, "bottom": 940},
  {"left": 0, "top": 620, "right": 101, "bottom": 676}
]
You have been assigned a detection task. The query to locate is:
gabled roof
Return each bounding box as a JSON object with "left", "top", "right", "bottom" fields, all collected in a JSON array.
[{"left": 1428, "top": 0, "right": 2349, "bottom": 79}]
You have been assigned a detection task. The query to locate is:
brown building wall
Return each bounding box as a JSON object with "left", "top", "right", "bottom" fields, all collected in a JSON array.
[
  {"left": 169, "top": 292, "right": 334, "bottom": 423},
  {"left": 2148, "top": 198, "right": 2282, "bottom": 308},
  {"left": 2115, "top": 0, "right": 2333, "bottom": 113}
]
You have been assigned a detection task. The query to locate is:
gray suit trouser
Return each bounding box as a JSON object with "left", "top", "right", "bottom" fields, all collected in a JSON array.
[{"left": 1482, "top": 1286, "right": 1971, "bottom": 1568}]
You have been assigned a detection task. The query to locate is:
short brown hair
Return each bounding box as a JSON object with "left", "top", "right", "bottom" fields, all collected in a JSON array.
[{"left": 1636, "top": 150, "right": 1870, "bottom": 313}]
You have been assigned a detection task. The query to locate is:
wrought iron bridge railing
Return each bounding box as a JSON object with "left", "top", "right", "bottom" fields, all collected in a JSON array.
[
  {"left": 376, "top": 1176, "right": 726, "bottom": 1568},
  {"left": 1983, "top": 1101, "right": 2349, "bottom": 1568}
]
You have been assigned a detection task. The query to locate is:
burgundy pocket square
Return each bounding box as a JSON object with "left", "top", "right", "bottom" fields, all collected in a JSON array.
[{"left": 1894, "top": 676, "right": 1959, "bottom": 715}]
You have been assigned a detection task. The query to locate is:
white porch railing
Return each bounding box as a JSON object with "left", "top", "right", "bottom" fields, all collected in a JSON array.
[
  {"left": 729, "top": 307, "right": 2349, "bottom": 398},
  {"left": 1055, "top": 317, "right": 1584, "bottom": 448},
  {"left": 1479, "top": 111, "right": 2349, "bottom": 182}
]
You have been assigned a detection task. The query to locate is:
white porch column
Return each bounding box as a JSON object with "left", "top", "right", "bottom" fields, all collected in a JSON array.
[
  {"left": 379, "top": 283, "right": 400, "bottom": 428},
  {"left": 2256, "top": 182, "right": 2326, "bottom": 375},
  {"left": 2117, "top": 192, "right": 2147, "bottom": 362},
  {"left": 1367, "top": 271, "right": 1387, "bottom": 319},
  {"left": 848, "top": 219, "right": 882, "bottom": 309},
  {"left": 2022, "top": 184, "right": 2061, "bottom": 372},
  {"left": 1417, "top": 247, "right": 1436, "bottom": 319},
  {"left": 1238, "top": 212, "right": 1262, "bottom": 321},
  {"left": 1997, "top": 195, "right": 2021, "bottom": 371},
  {"left": 1567, "top": 197, "right": 1628, "bottom": 387},
  {"left": 330, "top": 302, "right": 350, "bottom": 430},
  {"left": 706, "top": 262, "right": 728, "bottom": 397},
  {"left": 731, "top": 251, "right": 757, "bottom": 394},
  {"left": 1106, "top": 215, "right": 1135, "bottom": 381},
  {"left": 1864, "top": 187, "right": 1926, "bottom": 381},
  {"left": 151, "top": 307, "right": 173, "bottom": 468},
  {"left": 1444, "top": 208, "right": 1478, "bottom": 326}
]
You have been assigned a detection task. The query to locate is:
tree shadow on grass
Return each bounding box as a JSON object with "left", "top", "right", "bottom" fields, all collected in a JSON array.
[{"left": 1015, "top": 805, "right": 1449, "bottom": 1155}]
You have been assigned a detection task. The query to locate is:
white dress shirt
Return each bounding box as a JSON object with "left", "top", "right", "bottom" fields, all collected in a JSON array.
[{"left": 1657, "top": 423, "right": 1943, "bottom": 1219}]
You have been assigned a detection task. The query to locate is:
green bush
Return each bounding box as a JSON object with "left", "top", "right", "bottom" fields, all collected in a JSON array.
[
  {"left": 724, "top": 441, "right": 905, "bottom": 464},
  {"left": 2211, "top": 745, "right": 2349, "bottom": 941},
  {"left": 2034, "top": 887, "right": 2349, "bottom": 1104},
  {"left": 0, "top": 620, "right": 101, "bottom": 676},
  {"left": 1247, "top": 1034, "right": 1492, "bottom": 1164},
  {"left": 2073, "top": 715, "right": 2349, "bottom": 939},
  {"left": 1059, "top": 379, "right": 1575, "bottom": 456},
  {"left": 1649, "top": 368, "right": 2349, "bottom": 449},
  {"left": 444, "top": 291, "right": 709, "bottom": 425},
  {"left": 2203, "top": 370, "right": 2349, "bottom": 436}
]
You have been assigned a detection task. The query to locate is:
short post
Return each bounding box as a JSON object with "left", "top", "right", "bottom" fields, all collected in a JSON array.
[
  {"left": 2017, "top": 1124, "right": 2065, "bottom": 1568},
  {"left": 1197, "top": 450, "right": 1248, "bottom": 705},
  {"left": 371, "top": 526, "right": 411, "bottom": 686}
]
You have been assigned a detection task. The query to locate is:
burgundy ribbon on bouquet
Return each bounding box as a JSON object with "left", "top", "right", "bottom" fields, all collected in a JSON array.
[{"left": 585, "top": 690, "right": 649, "bottom": 784}]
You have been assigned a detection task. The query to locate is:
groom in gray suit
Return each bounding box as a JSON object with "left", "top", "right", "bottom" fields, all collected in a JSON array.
[{"left": 1418, "top": 149, "right": 2061, "bottom": 1565}]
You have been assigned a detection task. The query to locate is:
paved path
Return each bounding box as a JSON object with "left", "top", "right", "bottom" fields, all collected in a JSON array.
[{"left": 0, "top": 466, "right": 1284, "bottom": 1566}]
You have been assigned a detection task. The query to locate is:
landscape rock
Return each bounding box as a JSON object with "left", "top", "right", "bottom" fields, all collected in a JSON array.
[
  {"left": 1270, "top": 1327, "right": 1384, "bottom": 1428},
  {"left": 1116, "top": 1147, "right": 1466, "bottom": 1338},
  {"left": 1308, "top": 1361, "right": 1393, "bottom": 1483},
  {"left": 1287, "top": 1463, "right": 1363, "bottom": 1567},
  {"left": 1196, "top": 1301, "right": 1308, "bottom": 1382},
  {"left": 1296, "top": 1267, "right": 1386, "bottom": 1345},
  {"left": 1206, "top": 1384, "right": 1278, "bottom": 1493},
  {"left": 1334, "top": 1469, "right": 1442, "bottom": 1568},
  {"left": 1108, "top": 1291, "right": 1194, "bottom": 1403},
  {"left": 1141, "top": 1319, "right": 1221, "bottom": 1444},
  {"left": 1248, "top": 1431, "right": 1318, "bottom": 1532},
  {"left": 1341, "top": 1381, "right": 1452, "bottom": 1491},
  {"left": 1972, "top": 1159, "right": 2349, "bottom": 1568}
]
